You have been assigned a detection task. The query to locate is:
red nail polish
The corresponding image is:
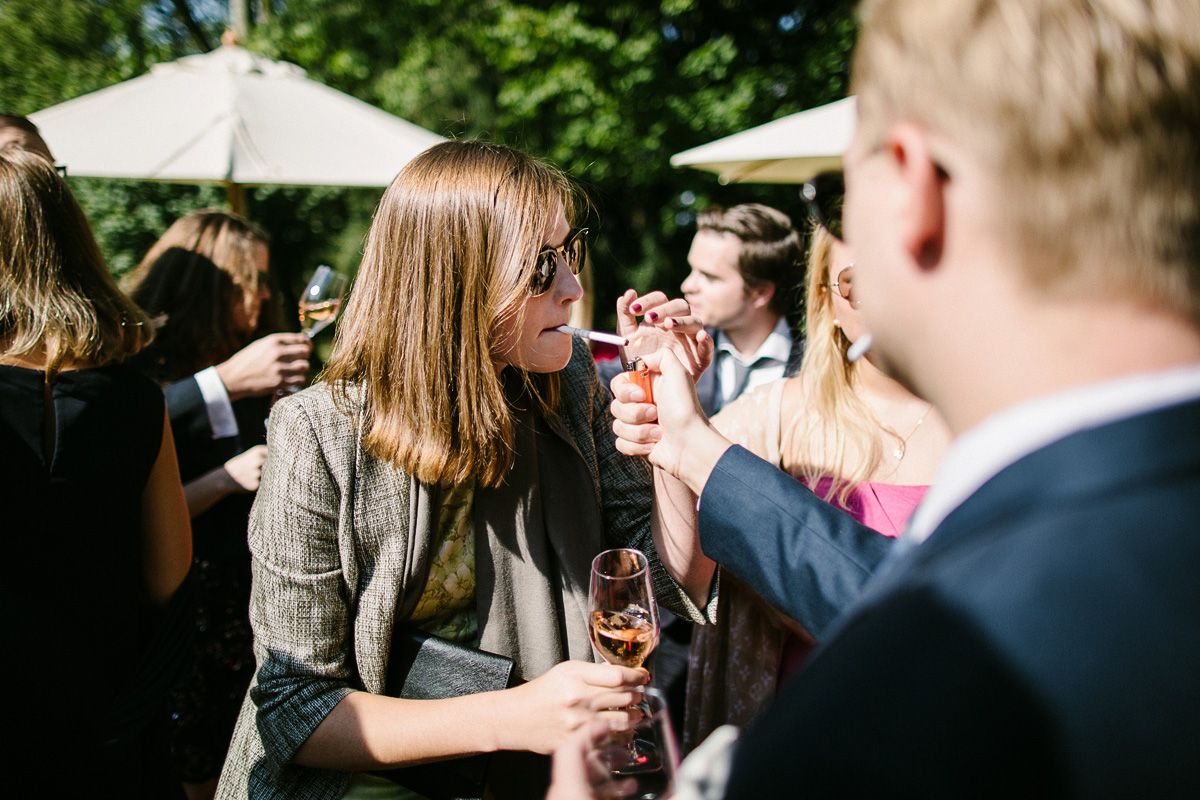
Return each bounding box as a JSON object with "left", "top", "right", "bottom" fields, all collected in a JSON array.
[
  {"left": 647, "top": 311, "right": 658, "bottom": 321},
  {"left": 630, "top": 302, "right": 642, "bottom": 313}
]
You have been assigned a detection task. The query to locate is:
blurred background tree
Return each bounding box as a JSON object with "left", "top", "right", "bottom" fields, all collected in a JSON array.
[{"left": 1, "top": 0, "right": 855, "bottom": 330}]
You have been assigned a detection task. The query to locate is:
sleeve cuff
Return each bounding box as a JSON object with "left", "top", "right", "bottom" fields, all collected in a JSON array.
[{"left": 195, "top": 366, "right": 239, "bottom": 440}]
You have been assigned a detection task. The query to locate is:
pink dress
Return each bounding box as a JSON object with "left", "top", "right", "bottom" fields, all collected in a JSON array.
[{"left": 683, "top": 380, "right": 928, "bottom": 752}]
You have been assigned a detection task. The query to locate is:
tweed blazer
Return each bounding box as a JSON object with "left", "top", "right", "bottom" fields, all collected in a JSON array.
[{"left": 216, "top": 339, "right": 705, "bottom": 799}]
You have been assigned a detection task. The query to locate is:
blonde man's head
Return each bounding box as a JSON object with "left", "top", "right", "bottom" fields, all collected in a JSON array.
[{"left": 853, "top": 0, "right": 1200, "bottom": 322}]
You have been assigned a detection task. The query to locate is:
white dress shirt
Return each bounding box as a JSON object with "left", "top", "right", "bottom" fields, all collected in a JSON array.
[
  {"left": 194, "top": 365, "right": 240, "bottom": 440},
  {"left": 714, "top": 318, "right": 793, "bottom": 408},
  {"left": 906, "top": 363, "right": 1200, "bottom": 545}
]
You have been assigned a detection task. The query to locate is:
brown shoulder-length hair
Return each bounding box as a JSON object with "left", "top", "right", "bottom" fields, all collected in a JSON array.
[
  {"left": 0, "top": 147, "right": 152, "bottom": 375},
  {"left": 123, "top": 209, "right": 269, "bottom": 383},
  {"left": 322, "top": 140, "right": 578, "bottom": 488}
]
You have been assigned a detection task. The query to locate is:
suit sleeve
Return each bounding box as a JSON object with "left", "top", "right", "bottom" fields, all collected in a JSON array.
[
  {"left": 722, "top": 586, "right": 1065, "bottom": 799},
  {"left": 698, "top": 445, "right": 893, "bottom": 636},
  {"left": 246, "top": 396, "right": 355, "bottom": 775},
  {"left": 164, "top": 376, "right": 212, "bottom": 448}
]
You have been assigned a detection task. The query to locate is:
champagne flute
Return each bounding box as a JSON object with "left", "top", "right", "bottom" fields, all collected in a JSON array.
[
  {"left": 589, "top": 548, "right": 661, "bottom": 774},
  {"left": 298, "top": 264, "right": 347, "bottom": 339}
]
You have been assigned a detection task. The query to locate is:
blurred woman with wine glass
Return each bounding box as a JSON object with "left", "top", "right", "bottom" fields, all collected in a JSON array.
[
  {"left": 124, "top": 209, "right": 311, "bottom": 799},
  {"left": 215, "top": 140, "right": 711, "bottom": 800},
  {"left": 0, "top": 146, "right": 193, "bottom": 795}
]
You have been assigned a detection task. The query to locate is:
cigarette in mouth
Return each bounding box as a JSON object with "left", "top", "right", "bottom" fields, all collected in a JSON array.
[
  {"left": 847, "top": 333, "right": 873, "bottom": 363},
  {"left": 555, "top": 325, "right": 629, "bottom": 347}
]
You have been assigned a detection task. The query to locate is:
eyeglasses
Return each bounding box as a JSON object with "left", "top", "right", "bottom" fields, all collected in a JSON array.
[
  {"left": 826, "top": 264, "right": 860, "bottom": 308},
  {"left": 530, "top": 226, "right": 588, "bottom": 296},
  {"left": 800, "top": 170, "right": 844, "bottom": 240},
  {"left": 54, "top": 163, "right": 68, "bottom": 178}
]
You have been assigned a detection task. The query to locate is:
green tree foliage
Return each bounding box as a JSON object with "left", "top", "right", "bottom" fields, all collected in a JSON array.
[{"left": 2, "top": 0, "right": 855, "bottom": 329}]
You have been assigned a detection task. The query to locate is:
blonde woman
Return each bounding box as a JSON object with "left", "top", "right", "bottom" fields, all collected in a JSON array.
[
  {"left": 681, "top": 225, "right": 951, "bottom": 750},
  {"left": 0, "top": 147, "right": 192, "bottom": 794},
  {"left": 216, "top": 141, "right": 709, "bottom": 800}
]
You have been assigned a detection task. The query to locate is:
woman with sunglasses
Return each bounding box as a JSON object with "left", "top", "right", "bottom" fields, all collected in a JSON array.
[
  {"left": 673, "top": 222, "right": 952, "bottom": 752},
  {"left": 216, "top": 141, "right": 709, "bottom": 800}
]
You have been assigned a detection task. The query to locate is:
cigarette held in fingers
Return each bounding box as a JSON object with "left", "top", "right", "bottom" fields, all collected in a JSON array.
[
  {"left": 556, "top": 325, "right": 629, "bottom": 347},
  {"left": 847, "top": 333, "right": 873, "bottom": 363}
]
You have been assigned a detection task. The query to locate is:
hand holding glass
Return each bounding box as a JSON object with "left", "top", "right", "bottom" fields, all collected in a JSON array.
[{"left": 589, "top": 548, "right": 661, "bottom": 775}]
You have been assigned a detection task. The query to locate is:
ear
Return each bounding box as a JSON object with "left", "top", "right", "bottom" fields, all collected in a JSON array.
[
  {"left": 747, "top": 282, "right": 776, "bottom": 311},
  {"left": 882, "top": 123, "right": 946, "bottom": 272}
]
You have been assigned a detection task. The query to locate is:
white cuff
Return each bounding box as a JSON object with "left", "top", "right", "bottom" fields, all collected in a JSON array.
[{"left": 195, "top": 366, "right": 239, "bottom": 440}]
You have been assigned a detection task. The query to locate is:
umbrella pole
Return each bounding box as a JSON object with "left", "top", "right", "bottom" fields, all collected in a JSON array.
[{"left": 226, "top": 183, "right": 247, "bottom": 216}]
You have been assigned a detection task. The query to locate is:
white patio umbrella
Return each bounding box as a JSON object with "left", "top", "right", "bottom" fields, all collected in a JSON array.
[
  {"left": 670, "top": 96, "right": 855, "bottom": 185},
  {"left": 29, "top": 40, "right": 444, "bottom": 211}
]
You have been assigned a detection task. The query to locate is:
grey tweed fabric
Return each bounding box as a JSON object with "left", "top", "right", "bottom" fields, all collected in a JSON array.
[{"left": 216, "top": 339, "right": 706, "bottom": 799}]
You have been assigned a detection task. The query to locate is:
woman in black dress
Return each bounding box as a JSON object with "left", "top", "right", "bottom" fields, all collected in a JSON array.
[{"left": 0, "top": 146, "right": 193, "bottom": 795}]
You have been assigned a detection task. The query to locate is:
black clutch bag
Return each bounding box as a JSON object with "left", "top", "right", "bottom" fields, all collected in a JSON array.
[{"left": 373, "top": 626, "right": 516, "bottom": 800}]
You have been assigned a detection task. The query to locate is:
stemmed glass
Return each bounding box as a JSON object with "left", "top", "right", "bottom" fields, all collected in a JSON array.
[
  {"left": 589, "top": 548, "right": 662, "bottom": 774},
  {"left": 271, "top": 265, "right": 347, "bottom": 408},
  {"left": 298, "top": 264, "right": 347, "bottom": 339}
]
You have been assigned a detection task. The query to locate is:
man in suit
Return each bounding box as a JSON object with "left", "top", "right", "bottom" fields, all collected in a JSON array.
[
  {"left": 682, "top": 203, "right": 804, "bottom": 416},
  {"left": 578, "top": 0, "right": 1200, "bottom": 796}
]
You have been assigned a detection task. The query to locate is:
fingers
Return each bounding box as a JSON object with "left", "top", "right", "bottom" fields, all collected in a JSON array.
[
  {"left": 575, "top": 663, "right": 650, "bottom": 689},
  {"left": 609, "top": 392, "right": 658, "bottom": 423},
  {"left": 614, "top": 289, "right": 639, "bottom": 336},
  {"left": 611, "top": 416, "right": 662, "bottom": 446},
  {"left": 659, "top": 314, "right": 704, "bottom": 335},
  {"left": 588, "top": 690, "right": 647, "bottom": 713}
]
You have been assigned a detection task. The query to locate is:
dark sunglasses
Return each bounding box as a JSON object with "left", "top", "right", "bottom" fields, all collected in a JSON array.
[
  {"left": 530, "top": 226, "right": 588, "bottom": 296},
  {"left": 827, "top": 264, "right": 859, "bottom": 307},
  {"left": 54, "top": 163, "right": 68, "bottom": 178},
  {"left": 800, "top": 170, "right": 845, "bottom": 240}
]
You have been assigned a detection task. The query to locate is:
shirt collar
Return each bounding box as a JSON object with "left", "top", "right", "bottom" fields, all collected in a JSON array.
[
  {"left": 715, "top": 318, "right": 792, "bottom": 365},
  {"left": 906, "top": 363, "right": 1200, "bottom": 544}
]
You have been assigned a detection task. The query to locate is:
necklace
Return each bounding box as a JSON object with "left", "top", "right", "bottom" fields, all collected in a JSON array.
[{"left": 892, "top": 403, "right": 933, "bottom": 462}]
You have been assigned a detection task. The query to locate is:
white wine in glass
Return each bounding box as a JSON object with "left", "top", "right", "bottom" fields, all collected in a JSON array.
[{"left": 298, "top": 265, "right": 347, "bottom": 339}]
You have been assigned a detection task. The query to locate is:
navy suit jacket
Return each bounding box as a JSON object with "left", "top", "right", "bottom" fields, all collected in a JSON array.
[{"left": 702, "top": 397, "right": 1200, "bottom": 797}]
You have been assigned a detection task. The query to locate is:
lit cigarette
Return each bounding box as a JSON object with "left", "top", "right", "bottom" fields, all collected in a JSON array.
[
  {"left": 555, "top": 325, "right": 628, "bottom": 347},
  {"left": 847, "top": 333, "right": 873, "bottom": 363}
]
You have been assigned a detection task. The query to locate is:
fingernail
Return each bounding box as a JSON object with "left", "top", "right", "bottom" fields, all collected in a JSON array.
[
  {"left": 630, "top": 302, "right": 642, "bottom": 313},
  {"left": 647, "top": 311, "right": 658, "bottom": 321}
]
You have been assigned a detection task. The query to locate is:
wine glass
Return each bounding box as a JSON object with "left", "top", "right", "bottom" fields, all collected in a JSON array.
[
  {"left": 593, "top": 688, "right": 680, "bottom": 800},
  {"left": 298, "top": 264, "right": 347, "bottom": 339},
  {"left": 589, "top": 548, "right": 661, "bottom": 774},
  {"left": 271, "top": 265, "right": 347, "bottom": 409}
]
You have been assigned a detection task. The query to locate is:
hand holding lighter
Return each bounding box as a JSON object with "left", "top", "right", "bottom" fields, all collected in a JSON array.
[{"left": 619, "top": 346, "right": 654, "bottom": 405}]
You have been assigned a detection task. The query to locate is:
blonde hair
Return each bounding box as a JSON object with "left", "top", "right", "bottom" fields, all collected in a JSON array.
[
  {"left": 853, "top": 0, "right": 1200, "bottom": 321},
  {"left": 124, "top": 209, "right": 270, "bottom": 382},
  {"left": 323, "top": 140, "right": 578, "bottom": 488},
  {"left": 0, "top": 147, "right": 152, "bottom": 375},
  {"left": 781, "top": 226, "right": 886, "bottom": 504}
]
